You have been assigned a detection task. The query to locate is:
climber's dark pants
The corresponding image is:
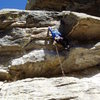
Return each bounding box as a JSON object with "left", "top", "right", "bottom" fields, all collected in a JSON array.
[{"left": 56, "top": 38, "right": 70, "bottom": 49}]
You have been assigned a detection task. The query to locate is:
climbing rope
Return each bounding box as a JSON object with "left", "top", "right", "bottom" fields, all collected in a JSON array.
[
  {"left": 47, "top": 28, "right": 65, "bottom": 76},
  {"left": 55, "top": 45, "right": 65, "bottom": 76}
]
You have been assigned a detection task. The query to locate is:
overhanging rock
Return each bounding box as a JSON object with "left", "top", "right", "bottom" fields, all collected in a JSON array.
[
  {"left": 26, "top": 0, "right": 100, "bottom": 17},
  {"left": 59, "top": 12, "right": 100, "bottom": 41}
]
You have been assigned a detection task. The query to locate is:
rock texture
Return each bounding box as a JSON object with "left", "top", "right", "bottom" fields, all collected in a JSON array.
[
  {"left": 0, "top": 72, "right": 100, "bottom": 100},
  {"left": 0, "top": 9, "right": 100, "bottom": 81},
  {"left": 26, "top": 0, "right": 100, "bottom": 17},
  {"left": 59, "top": 11, "right": 100, "bottom": 41},
  {"left": 0, "top": 2, "right": 100, "bottom": 100},
  {"left": 0, "top": 9, "right": 56, "bottom": 80}
]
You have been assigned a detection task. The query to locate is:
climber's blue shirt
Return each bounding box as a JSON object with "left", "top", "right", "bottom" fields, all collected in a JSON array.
[{"left": 48, "top": 27, "right": 62, "bottom": 40}]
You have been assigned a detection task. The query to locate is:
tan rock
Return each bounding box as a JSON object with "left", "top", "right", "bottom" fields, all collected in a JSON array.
[
  {"left": 0, "top": 9, "right": 100, "bottom": 81},
  {"left": 9, "top": 49, "right": 65, "bottom": 80},
  {"left": 26, "top": 0, "right": 100, "bottom": 16},
  {"left": 60, "top": 12, "right": 100, "bottom": 41},
  {"left": 63, "top": 48, "right": 100, "bottom": 73},
  {"left": 0, "top": 66, "right": 10, "bottom": 81}
]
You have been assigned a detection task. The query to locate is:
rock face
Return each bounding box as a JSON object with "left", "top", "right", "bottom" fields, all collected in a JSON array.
[
  {"left": 0, "top": 9, "right": 100, "bottom": 81},
  {"left": 0, "top": 9, "right": 59, "bottom": 80},
  {"left": 0, "top": 73, "right": 100, "bottom": 100},
  {"left": 0, "top": 4, "right": 100, "bottom": 100},
  {"left": 26, "top": 0, "right": 100, "bottom": 16},
  {"left": 59, "top": 11, "right": 100, "bottom": 41}
]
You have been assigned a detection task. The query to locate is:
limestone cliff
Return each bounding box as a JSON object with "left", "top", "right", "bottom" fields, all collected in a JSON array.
[
  {"left": 0, "top": 1, "right": 100, "bottom": 99},
  {"left": 0, "top": 9, "right": 100, "bottom": 81}
]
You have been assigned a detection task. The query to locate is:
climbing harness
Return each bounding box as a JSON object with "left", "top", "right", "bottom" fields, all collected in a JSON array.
[{"left": 55, "top": 44, "right": 65, "bottom": 76}]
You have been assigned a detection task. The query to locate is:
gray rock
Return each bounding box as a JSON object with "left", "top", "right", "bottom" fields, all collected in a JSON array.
[
  {"left": 0, "top": 9, "right": 100, "bottom": 81},
  {"left": 0, "top": 73, "right": 100, "bottom": 100},
  {"left": 0, "top": 7, "right": 100, "bottom": 100},
  {"left": 0, "top": 9, "right": 60, "bottom": 56},
  {"left": 0, "top": 9, "right": 61, "bottom": 80}
]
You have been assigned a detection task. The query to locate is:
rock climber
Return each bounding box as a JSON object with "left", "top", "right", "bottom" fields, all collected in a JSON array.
[{"left": 47, "top": 27, "right": 70, "bottom": 50}]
